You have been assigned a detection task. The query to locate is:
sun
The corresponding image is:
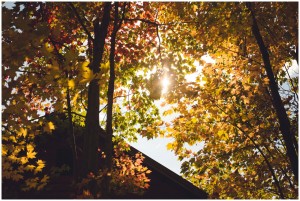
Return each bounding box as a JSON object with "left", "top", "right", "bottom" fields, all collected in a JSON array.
[{"left": 161, "top": 77, "right": 170, "bottom": 95}]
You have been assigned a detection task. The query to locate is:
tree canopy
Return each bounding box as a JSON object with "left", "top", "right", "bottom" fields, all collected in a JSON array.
[{"left": 2, "top": 2, "right": 298, "bottom": 199}]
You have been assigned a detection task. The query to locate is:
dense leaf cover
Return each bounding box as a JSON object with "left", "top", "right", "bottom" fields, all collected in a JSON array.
[{"left": 2, "top": 2, "right": 298, "bottom": 199}]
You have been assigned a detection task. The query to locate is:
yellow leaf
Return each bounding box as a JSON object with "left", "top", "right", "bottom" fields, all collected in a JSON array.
[
  {"left": 37, "top": 183, "right": 47, "bottom": 191},
  {"left": 80, "top": 68, "right": 94, "bottom": 84},
  {"left": 163, "top": 109, "right": 174, "bottom": 116},
  {"left": 26, "top": 177, "right": 39, "bottom": 189},
  {"left": 25, "top": 164, "right": 36, "bottom": 171},
  {"left": 68, "top": 79, "right": 75, "bottom": 90},
  {"left": 44, "top": 121, "right": 55, "bottom": 133},
  {"left": 45, "top": 42, "right": 54, "bottom": 53},
  {"left": 17, "top": 128, "right": 27, "bottom": 137},
  {"left": 35, "top": 160, "right": 45, "bottom": 172},
  {"left": 191, "top": 117, "right": 197, "bottom": 124},
  {"left": 8, "top": 155, "right": 18, "bottom": 162},
  {"left": 27, "top": 144, "right": 37, "bottom": 159},
  {"left": 27, "top": 151, "right": 37, "bottom": 159},
  {"left": 100, "top": 61, "right": 110, "bottom": 71},
  {"left": 249, "top": 132, "right": 255, "bottom": 138},
  {"left": 2, "top": 162, "right": 11, "bottom": 170},
  {"left": 217, "top": 130, "right": 225, "bottom": 137},
  {"left": 72, "top": 92, "right": 79, "bottom": 104},
  {"left": 2, "top": 146, "right": 8, "bottom": 156},
  {"left": 20, "top": 157, "right": 28, "bottom": 164},
  {"left": 40, "top": 175, "right": 49, "bottom": 183},
  {"left": 192, "top": 4, "right": 198, "bottom": 12},
  {"left": 263, "top": 77, "right": 269, "bottom": 85},
  {"left": 191, "top": 29, "right": 197, "bottom": 37},
  {"left": 166, "top": 127, "right": 174, "bottom": 133},
  {"left": 166, "top": 143, "right": 173, "bottom": 150},
  {"left": 11, "top": 173, "right": 23, "bottom": 181},
  {"left": 82, "top": 61, "right": 90, "bottom": 69},
  {"left": 27, "top": 144, "right": 34, "bottom": 152},
  {"left": 243, "top": 97, "right": 250, "bottom": 105},
  {"left": 37, "top": 159, "right": 45, "bottom": 167}
]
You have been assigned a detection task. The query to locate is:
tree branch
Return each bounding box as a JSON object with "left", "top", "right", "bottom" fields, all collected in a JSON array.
[
  {"left": 246, "top": 2, "right": 298, "bottom": 181},
  {"left": 69, "top": 3, "right": 94, "bottom": 41},
  {"left": 283, "top": 64, "right": 298, "bottom": 100},
  {"left": 105, "top": 2, "right": 120, "bottom": 178},
  {"left": 213, "top": 99, "right": 285, "bottom": 199},
  {"left": 16, "top": 70, "right": 47, "bottom": 75},
  {"left": 50, "top": 39, "right": 70, "bottom": 50},
  {"left": 124, "top": 18, "right": 197, "bottom": 26}
]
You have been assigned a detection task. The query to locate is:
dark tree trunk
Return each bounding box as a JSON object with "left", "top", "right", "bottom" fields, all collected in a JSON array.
[
  {"left": 104, "top": 2, "right": 124, "bottom": 196},
  {"left": 246, "top": 2, "right": 298, "bottom": 181},
  {"left": 49, "top": 36, "right": 79, "bottom": 180},
  {"left": 66, "top": 87, "right": 78, "bottom": 179},
  {"left": 83, "top": 2, "right": 111, "bottom": 176}
]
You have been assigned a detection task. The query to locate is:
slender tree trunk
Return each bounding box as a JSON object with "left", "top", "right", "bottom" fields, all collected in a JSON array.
[
  {"left": 49, "top": 37, "right": 79, "bottom": 180},
  {"left": 246, "top": 2, "right": 298, "bottom": 181},
  {"left": 83, "top": 2, "right": 111, "bottom": 176},
  {"left": 66, "top": 87, "right": 78, "bottom": 179},
  {"left": 104, "top": 2, "right": 122, "bottom": 196}
]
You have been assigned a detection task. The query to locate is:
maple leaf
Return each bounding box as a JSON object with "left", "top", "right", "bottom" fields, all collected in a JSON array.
[
  {"left": 2, "top": 2, "right": 297, "bottom": 199},
  {"left": 43, "top": 121, "right": 55, "bottom": 133},
  {"left": 80, "top": 61, "right": 94, "bottom": 83},
  {"left": 166, "top": 143, "right": 173, "bottom": 150},
  {"left": 2, "top": 162, "right": 11, "bottom": 170},
  {"left": 20, "top": 157, "right": 28, "bottom": 164},
  {"left": 40, "top": 175, "right": 49, "bottom": 184},
  {"left": 190, "top": 29, "right": 197, "bottom": 37},
  {"left": 35, "top": 160, "right": 45, "bottom": 173},
  {"left": 11, "top": 173, "right": 24, "bottom": 181},
  {"left": 27, "top": 144, "right": 37, "bottom": 159},
  {"left": 2, "top": 146, "right": 8, "bottom": 156},
  {"left": 25, "top": 177, "right": 39, "bottom": 189},
  {"left": 68, "top": 79, "right": 75, "bottom": 90},
  {"left": 17, "top": 128, "right": 27, "bottom": 137},
  {"left": 25, "top": 164, "right": 36, "bottom": 171}
]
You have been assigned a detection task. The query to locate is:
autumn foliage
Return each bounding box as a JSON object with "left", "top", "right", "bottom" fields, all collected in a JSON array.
[{"left": 2, "top": 2, "right": 298, "bottom": 199}]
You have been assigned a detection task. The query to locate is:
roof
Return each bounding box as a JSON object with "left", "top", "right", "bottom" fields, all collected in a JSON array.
[{"left": 128, "top": 146, "right": 208, "bottom": 199}]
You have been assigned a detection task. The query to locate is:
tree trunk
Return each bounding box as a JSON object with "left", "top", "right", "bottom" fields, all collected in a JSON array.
[
  {"left": 104, "top": 2, "right": 122, "bottom": 196},
  {"left": 66, "top": 87, "right": 78, "bottom": 179},
  {"left": 83, "top": 2, "right": 111, "bottom": 176},
  {"left": 246, "top": 2, "right": 298, "bottom": 181}
]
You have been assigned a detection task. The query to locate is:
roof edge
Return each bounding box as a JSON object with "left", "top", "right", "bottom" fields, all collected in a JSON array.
[{"left": 128, "top": 146, "right": 208, "bottom": 198}]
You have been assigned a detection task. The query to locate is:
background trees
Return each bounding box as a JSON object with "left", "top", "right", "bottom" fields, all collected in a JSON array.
[
  {"left": 2, "top": 2, "right": 298, "bottom": 199},
  {"left": 160, "top": 2, "right": 298, "bottom": 198}
]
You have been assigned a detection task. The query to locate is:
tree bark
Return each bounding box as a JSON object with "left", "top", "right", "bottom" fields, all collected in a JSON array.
[
  {"left": 83, "top": 2, "right": 111, "bottom": 176},
  {"left": 105, "top": 2, "right": 121, "bottom": 196},
  {"left": 246, "top": 2, "right": 298, "bottom": 181}
]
